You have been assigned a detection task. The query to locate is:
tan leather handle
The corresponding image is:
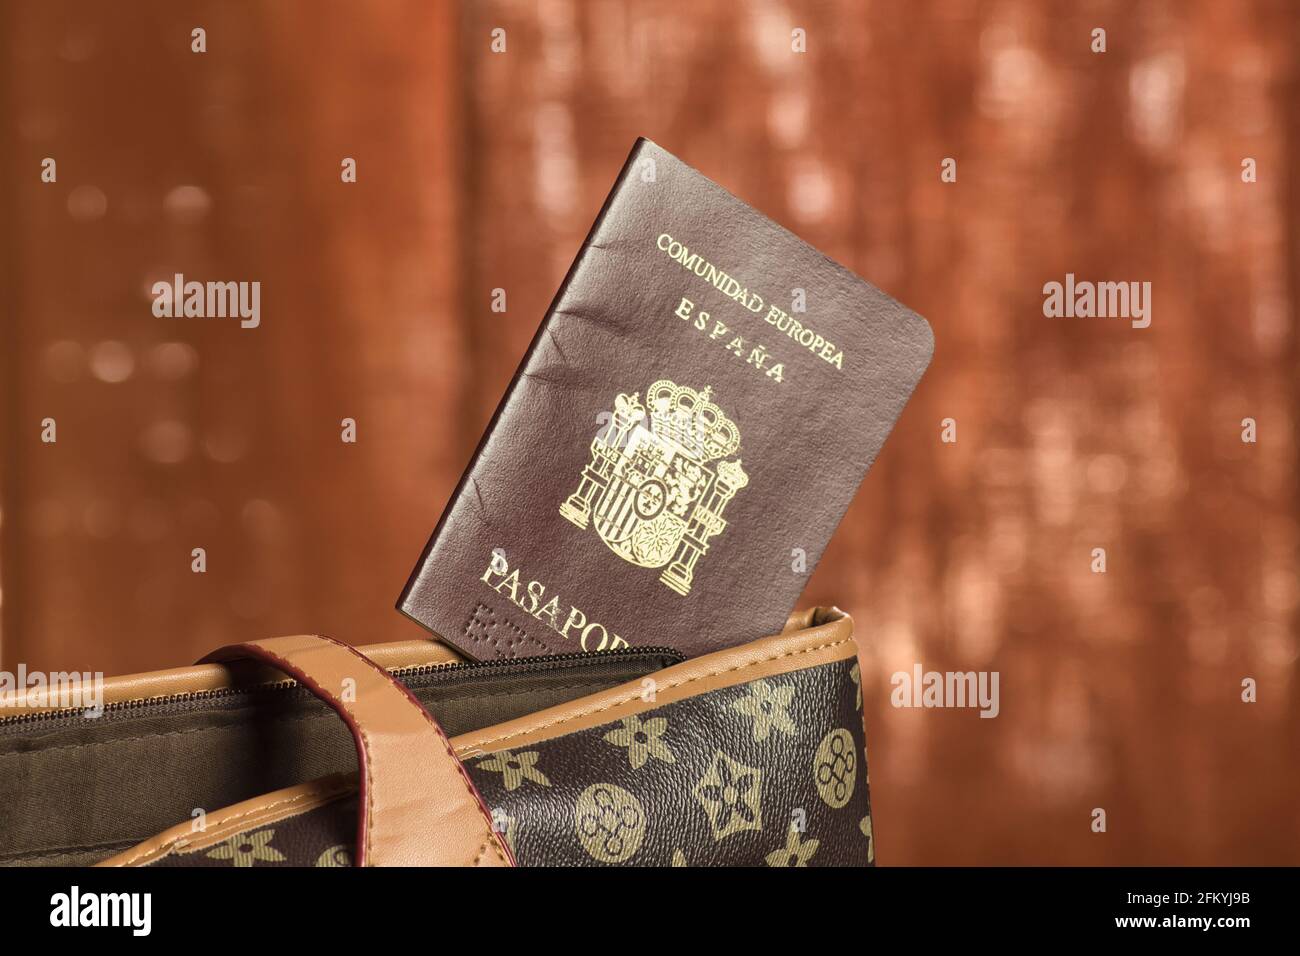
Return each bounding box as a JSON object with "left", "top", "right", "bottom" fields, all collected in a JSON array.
[{"left": 200, "top": 635, "right": 513, "bottom": 867}]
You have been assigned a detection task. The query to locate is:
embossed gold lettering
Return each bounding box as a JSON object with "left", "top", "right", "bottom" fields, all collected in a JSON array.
[{"left": 479, "top": 553, "right": 628, "bottom": 650}]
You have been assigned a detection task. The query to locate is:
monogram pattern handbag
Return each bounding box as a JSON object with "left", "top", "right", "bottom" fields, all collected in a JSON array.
[{"left": 0, "top": 608, "right": 873, "bottom": 867}]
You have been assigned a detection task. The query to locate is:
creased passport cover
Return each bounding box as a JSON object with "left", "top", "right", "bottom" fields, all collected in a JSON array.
[{"left": 399, "top": 138, "right": 933, "bottom": 660}]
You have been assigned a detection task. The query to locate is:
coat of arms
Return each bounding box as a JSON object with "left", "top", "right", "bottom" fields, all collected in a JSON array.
[{"left": 559, "top": 379, "right": 748, "bottom": 596}]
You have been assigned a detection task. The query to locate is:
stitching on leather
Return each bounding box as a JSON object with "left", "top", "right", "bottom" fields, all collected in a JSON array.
[
  {"left": 3, "top": 656, "right": 460, "bottom": 718},
  {"left": 327, "top": 637, "right": 510, "bottom": 867},
  {"left": 478, "top": 834, "right": 509, "bottom": 867},
  {"left": 480, "top": 831, "right": 509, "bottom": 866},
  {"left": 110, "top": 786, "right": 339, "bottom": 867},
  {"left": 458, "top": 637, "right": 853, "bottom": 753},
  {"left": 426, "top": 700, "right": 512, "bottom": 865},
  {"left": 359, "top": 722, "right": 374, "bottom": 864},
  {"left": 2, "top": 839, "right": 138, "bottom": 862},
  {"left": 306, "top": 640, "right": 375, "bottom": 865}
]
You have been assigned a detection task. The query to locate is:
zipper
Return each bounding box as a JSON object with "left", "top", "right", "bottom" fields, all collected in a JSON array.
[{"left": 0, "top": 645, "right": 682, "bottom": 730}]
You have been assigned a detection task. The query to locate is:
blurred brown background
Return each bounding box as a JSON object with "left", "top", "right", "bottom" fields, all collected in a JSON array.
[{"left": 2, "top": 0, "right": 1297, "bottom": 864}]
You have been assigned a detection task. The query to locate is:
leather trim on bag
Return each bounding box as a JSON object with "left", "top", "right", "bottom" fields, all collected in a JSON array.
[
  {"left": 0, "top": 639, "right": 466, "bottom": 717},
  {"left": 452, "top": 607, "right": 857, "bottom": 756},
  {"left": 99, "top": 775, "right": 354, "bottom": 867}
]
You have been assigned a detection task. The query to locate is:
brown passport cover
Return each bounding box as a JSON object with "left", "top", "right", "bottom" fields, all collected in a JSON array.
[{"left": 399, "top": 138, "right": 933, "bottom": 660}]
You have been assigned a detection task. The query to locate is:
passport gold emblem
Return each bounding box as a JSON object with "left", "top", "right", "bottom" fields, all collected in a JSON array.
[{"left": 560, "top": 379, "right": 748, "bottom": 596}]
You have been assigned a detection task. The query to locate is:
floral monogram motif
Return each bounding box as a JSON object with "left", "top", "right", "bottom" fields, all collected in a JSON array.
[
  {"left": 575, "top": 783, "right": 646, "bottom": 863},
  {"left": 603, "top": 714, "right": 675, "bottom": 769},
  {"left": 849, "top": 661, "right": 862, "bottom": 709},
  {"left": 476, "top": 749, "right": 551, "bottom": 791},
  {"left": 813, "top": 728, "right": 857, "bottom": 809},
  {"left": 205, "top": 827, "right": 286, "bottom": 867},
  {"left": 766, "top": 828, "right": 820, "bottom": 867},
  {"left": 693, "top": 750, "right": 763, "bottom": 841},
  {"left": 730, "top": 679, "right": 797, "bottom": 742},
  {"left": 314, "top": 844, "right": 351, "bottom": 867},
  {"left": 450, "top": 656, "right": 871, "bottom": 866}
]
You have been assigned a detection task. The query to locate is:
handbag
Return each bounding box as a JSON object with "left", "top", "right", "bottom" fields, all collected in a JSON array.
[{"left": 0, "top": 607, "right": 873, "bottom": 867}]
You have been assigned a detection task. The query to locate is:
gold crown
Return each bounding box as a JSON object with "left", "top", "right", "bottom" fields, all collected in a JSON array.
[{"left": 646, "top": 380, "right": 740, "bottom": 462}]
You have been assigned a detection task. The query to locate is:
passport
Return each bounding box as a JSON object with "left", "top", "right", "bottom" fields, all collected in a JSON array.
[{"left": 399, "top": 138, "right": 934, "bottom": 660}]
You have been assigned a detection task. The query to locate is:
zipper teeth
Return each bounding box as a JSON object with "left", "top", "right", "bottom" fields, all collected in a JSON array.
[{"left": 0, "top": 646, "right": 682, "bottom": 728}]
